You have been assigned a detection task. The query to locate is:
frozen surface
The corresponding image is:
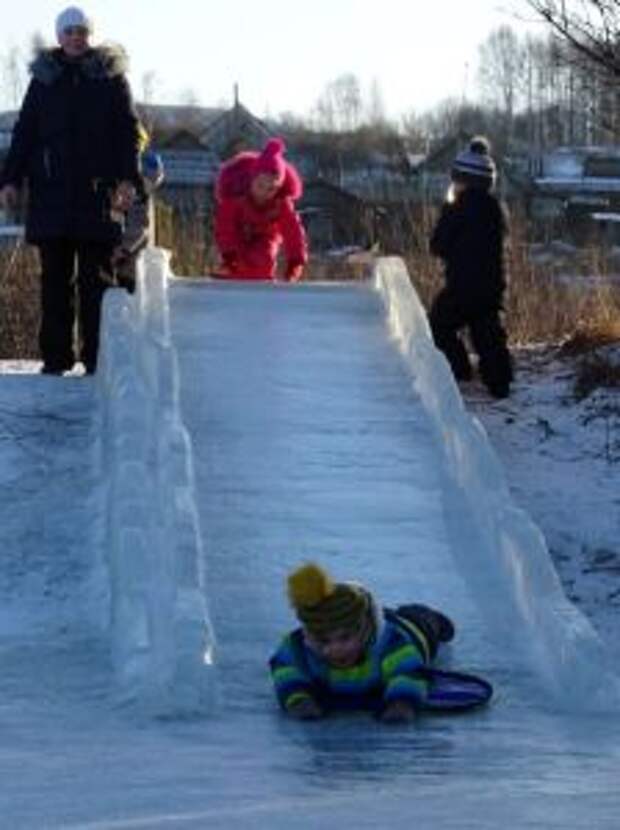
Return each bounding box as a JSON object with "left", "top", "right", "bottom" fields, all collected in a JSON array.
[
  {"left": 0, "top": 253, "right": 619, "bottom": 827},
  {"left": 95, "top": 247, "right": 215, "bottom": 714}
]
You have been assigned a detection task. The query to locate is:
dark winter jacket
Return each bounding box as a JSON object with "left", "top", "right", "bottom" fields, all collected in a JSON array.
[
  {"left": 430, "top": 188, "right": 508, "bottom": 308},
  {"left": 0, "top": 45, "right": 140, "bottom": 244}
]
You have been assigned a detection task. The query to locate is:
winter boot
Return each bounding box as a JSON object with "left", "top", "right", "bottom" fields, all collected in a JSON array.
[{"left": 395, "top": 604, "right": 455, "bottom": 645}]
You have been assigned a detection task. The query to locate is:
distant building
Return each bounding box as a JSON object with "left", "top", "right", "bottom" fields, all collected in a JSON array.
[{"left": 529, "top": 146, "right": 620, "bottom": 243}]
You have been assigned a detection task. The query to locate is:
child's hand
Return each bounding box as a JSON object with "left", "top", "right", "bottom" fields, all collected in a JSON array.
[
  {"left": 285, "top": 262, "right": 304, "bottom": 282},
  {"left": 0, "top": 184, "right": 18, "bottom": 209},
  {"left": 111, "top": 246, "right": 128, "bottom": 267},
  {"left": 287, "top": 697, "right": 323, "bottom": 720},
  {"left": 380, "top": 701, "right": 416, "bottom": 724},
  {"left": 220, "top": 252, "right": 237, "bottom": 274}
]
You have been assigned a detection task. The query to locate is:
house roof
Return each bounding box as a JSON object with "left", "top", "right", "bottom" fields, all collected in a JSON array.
[
  {"left": 158, "top": 149, "right": 219, "bottom": 187},
  {"left": 200, "top": 102, "right": 271, "bottom": 146},
  {"left": 535, "top": 177, "right": 620, "bottom": 194},
  {"left": 137, "top": 103, "right": 225, "bottom": 133}
]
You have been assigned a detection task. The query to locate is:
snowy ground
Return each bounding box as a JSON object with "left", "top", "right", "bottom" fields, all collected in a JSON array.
[{"left": 462, "top": 344, "right": 620, "bottom": 662}]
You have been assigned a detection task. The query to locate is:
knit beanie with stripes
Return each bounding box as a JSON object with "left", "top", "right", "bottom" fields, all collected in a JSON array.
[
  {"left": 451, "top": 136, "right": 496, "bottom": 189},
  {"left": 287, "top": 563, "right": 372, "bottom": 639}
]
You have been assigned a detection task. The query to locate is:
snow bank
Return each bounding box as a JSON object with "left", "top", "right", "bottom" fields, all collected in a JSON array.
[
  {"left": 95, "top": 248, "right": 215, "bottom": 716},
  {"left": 374, "top": 257, "right": 620, "bottom": 712}
]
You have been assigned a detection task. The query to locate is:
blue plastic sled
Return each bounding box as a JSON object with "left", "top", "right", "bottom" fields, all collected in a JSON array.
[{"left": 422, "top": 668, "right": 493, "bottom": 712}]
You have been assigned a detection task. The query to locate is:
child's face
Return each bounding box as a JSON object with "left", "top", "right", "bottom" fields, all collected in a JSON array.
[
  {"left": 250, "top": 173, "right": 280, "bottom": 204},
  {"left": 306, "top": 623, "right": 368, "bottom": 668},
  {"left": 447, "top": 181, "right": 465, "bottom": 203}
]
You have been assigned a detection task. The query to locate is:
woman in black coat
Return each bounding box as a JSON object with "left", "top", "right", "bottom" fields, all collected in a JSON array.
[
  {"left": 0, "top": 7, "right": 140, "bottom": 374},
  {"left": 429, "top": 137, "right": 513, "bottom": 399}
]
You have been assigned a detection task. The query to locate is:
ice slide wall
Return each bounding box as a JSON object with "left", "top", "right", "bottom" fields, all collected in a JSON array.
[
  {"left": 92, "top": 249, "right": 620, "bottom": 716},
  {"left": 374, "top": 256, "right": 620, "bottom": 712},
  {"left": 95, "top": 248, "right": 215, "bottom": 715}
]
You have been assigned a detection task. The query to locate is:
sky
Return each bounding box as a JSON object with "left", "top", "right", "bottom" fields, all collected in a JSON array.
[{"left": 1, "top": 0, "right": 543, "bottom": 120}]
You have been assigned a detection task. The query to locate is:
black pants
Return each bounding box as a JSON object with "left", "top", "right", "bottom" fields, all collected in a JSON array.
[
  {"left": 37, "top": 239, "right": 114, "bottom": 372},
  {"left": 429, "top": 289, "right": 513, "bottom": 398},
  {"left": 394, "top": 604, "right": 455, "bottom": 660}
]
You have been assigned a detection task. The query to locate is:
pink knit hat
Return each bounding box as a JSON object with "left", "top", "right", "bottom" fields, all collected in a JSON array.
[{"left": 252, "top": 137, "right": 287, "bottom": 184}]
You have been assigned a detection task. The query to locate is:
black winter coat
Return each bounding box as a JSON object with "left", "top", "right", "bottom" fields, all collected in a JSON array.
[
  {"left": 0, "top": 45, "right": 140, "bottom": 244},
  {"left": 430, "top": 188, "right": 508, "bottom": 308}
]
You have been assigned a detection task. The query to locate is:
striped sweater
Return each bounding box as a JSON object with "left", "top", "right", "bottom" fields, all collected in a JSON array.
[{"left": 269, "top": 611, "right": 432, "bottom": 716}]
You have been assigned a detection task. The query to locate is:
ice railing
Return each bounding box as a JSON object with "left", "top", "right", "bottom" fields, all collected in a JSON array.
[
  {"left": 95, "top": 247, "right": 215, "bottom": 716},
  {"left": 374, "top": 257, "right": 620, "bottom": 712}
]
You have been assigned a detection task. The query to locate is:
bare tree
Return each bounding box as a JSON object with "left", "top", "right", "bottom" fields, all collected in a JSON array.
[
  {"left": 141, "top": 70, "right": 160, "bottom": 105},
  {"left": 367, "top": 77, "right": 387, "bottom": 126},
  {"left": 313, "top": 73, "right": 362, "bottom": 132},
  {"left": 526, "top": 1, "right": 620, "bottom": 78},
  {"left": 477, "top": 25, "right": 526, "bottom": 141},
  {"left": 526, "top": 2, "right": 620, "bottom": 139},
  {"left": 400, "top": 111, "right": 428, "bottom": 153},
  {"left": 2, "top": 46, "right": 26, "bottom": 109}
]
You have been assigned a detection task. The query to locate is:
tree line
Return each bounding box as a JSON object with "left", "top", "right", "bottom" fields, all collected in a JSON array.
[{"left": 2, "top": 2, "right": 619, "bottom": 163}]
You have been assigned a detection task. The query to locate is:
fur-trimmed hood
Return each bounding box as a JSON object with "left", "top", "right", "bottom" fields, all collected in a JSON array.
[{"left": 30, "top": 43, "right": 129, "bottom": 86}]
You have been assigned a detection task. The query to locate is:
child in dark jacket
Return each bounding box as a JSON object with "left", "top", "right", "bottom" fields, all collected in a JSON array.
[
  {"left": 112, "top": 148, "right": 164, "bottom": 293},
  {"left": 214, "top": 137, "right": 307, "bottom": 281},
  {"left": 429, "top": 136, "right": 513, "bottom": 399},
  {"left": 269, "top": 563, "right": 454, "bottom": 723}
]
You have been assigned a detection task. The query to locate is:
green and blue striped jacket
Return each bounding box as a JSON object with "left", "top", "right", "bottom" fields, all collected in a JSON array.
[{"left": 269, "top": 610, "right": 432, "bottom": 716}]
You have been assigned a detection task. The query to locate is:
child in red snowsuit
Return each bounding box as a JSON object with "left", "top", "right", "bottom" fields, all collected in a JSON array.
[{"left": 214, "top": 137, "right": 308, "bottom": 281}]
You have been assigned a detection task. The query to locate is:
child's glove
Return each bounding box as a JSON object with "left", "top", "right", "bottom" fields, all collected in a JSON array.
[
  {"left": 111, "top": 246, "right": 130, "bottom": 267},
  {"left": 287, "top": 697, "right": 323, "bottom": 720},
  {"left": 285, "top": 262, "right": 304, "bottom": 282},
  {"left": 220, "top": 252, "right": 237, "bottom": 273},
  {"left": 380, "top": 700, "right": 417, "bottom": 724}
]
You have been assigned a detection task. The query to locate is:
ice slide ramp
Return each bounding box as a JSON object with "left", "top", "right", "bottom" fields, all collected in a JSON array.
[{"left": 165, "top": 258, "right": 620, "bottom": 827}]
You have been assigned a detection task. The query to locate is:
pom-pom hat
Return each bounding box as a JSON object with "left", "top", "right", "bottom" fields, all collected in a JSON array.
[
  {"left": 55, "top": 6, "right": 93, "bottom": 39},
  {"left": 287, "top": 563, "right": 372, "bottom": 639},
  {"left": 451, "top": 136, "right": 496, "bottom": 188},
  {"left": 141, "top": 150, "right": 164, "bottom": 187},
  {"left": 252, "top": 137, "right": 287, "bottom": 184}
]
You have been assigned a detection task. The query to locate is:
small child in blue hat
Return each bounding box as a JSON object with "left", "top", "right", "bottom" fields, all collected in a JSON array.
[{"left": 112, "top": 142, "right": 164, "bottom": 293}]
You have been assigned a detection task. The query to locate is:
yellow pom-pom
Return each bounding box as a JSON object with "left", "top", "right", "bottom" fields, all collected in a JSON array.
[{"left": 287, "top": 562, "right": 334, "bottom": 609}]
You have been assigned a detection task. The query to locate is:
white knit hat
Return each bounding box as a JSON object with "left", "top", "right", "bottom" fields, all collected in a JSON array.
[
  {"left": 451, "top": 136, "right": 496, "bottom": 188},
  {"left": 55, "top": 6, "right": 93, "bottom": 40}
]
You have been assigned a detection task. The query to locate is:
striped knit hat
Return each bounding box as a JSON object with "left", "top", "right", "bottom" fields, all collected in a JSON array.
[
  {"left": 287, "top": 563, "right": 372, "bottom": 639},
  {"left": 451, "top": 136, "right": 496, "bottom": 189}
]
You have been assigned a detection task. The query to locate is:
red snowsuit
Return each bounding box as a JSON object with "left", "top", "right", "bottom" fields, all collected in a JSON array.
[{"left": 214, "top": 147, "right": 308, "bottom": 280}]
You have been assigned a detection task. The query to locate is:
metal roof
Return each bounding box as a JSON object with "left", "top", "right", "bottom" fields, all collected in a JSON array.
[{"left": 158, "top": 149, "right": 219, "bottom": 186}]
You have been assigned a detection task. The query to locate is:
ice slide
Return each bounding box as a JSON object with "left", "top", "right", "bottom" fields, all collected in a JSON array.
[{"left": 1, "top": 249, "right": 620, "bottom": 828}]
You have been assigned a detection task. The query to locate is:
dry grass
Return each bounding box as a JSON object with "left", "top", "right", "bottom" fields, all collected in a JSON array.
[
  {"left": 506, "top": 216, "right": 620, "bottom": 347},
  {"left": 155, "top": 200, "right": 214, "bottom": 277},
  {"left": 395, "top": 205, "right": 620, "bottom": 350},
  {"left": 0, "top": 242, "right": 40, "bottom": 359},
  {"left": 2, "top": 202, "right": 620, "bottom": 363}
]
